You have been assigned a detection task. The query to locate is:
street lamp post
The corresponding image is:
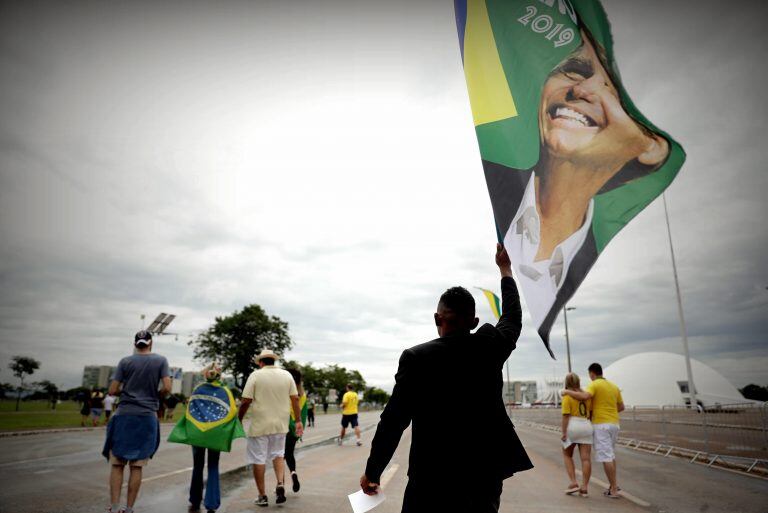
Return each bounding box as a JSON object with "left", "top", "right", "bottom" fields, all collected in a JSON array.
[{"left": 563, "top": 306, "right": 576, "bottom": 373}]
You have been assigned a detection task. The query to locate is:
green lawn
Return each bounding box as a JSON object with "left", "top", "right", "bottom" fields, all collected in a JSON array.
[{"left": 0, "top": 400, "right": 185, "bottom": 432}]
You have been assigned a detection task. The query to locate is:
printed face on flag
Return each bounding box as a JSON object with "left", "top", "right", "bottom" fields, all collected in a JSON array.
[
  {"left": 454, "top": 0, "right": 685, "bottom": 355},
  {"left": 540, "top": 33, "right": 669, "bottom": 171}
]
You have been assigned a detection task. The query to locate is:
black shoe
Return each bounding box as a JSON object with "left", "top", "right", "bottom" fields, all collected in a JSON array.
[
  {"left": 254, "top": 495, "right": 268, "bottom": 507},
  {"left": 291, "top": 472, "right": 301, "bottom": 493},
  {"left": 276, "top": 484, "right": 287, "bottom": 504},
  {"left": 206, "top": 510, "right": 216, "bottom": 513},
  {"left": 188, "top": 505, "right": 201, "bottom": 513}
]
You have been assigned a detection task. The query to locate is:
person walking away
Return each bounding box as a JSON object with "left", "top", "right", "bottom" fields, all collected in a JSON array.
[
  {"left": 102, "top": 330, "right": 171, "bottom": 513},
  {"left": 563, "top": 363, "right": 624, "bottom": 499},
  {"left": 168, "top": 363, "right": 245, "bottom": 513},
  {"left": 360, "top": 245, "right": 533, "bottom": 513},
  {"left": 104, "top": 393, "right": 116, "bottom": 422},
  {"left": 165, "top": 394, "right": 180, "bottom": 420},
  {"left": 79, "top": 390, "right": 91, "bottom": 427},
  {"left": 91, "top": 388, "right": 105, "bottom": 426},
  {"left": 339, "top": 384, "right": 362, "bottom": 446},
  {"left": 307, "top": 399, "right": 315, "bottom": 427},
  {"left": 560, "top": 373, "right": 593, "bottom": 497},
  {"left": 283, "top": 368, "right": 308, "bottom": 493},
  {"left": 238, "top": 350, "right": 303, "bottom": 508},
  {"left": 322, "top": 400, "right": 328, "bottom": 415}
]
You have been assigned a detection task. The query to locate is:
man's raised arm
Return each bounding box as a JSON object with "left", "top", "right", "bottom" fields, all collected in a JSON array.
[{"left": 495, "top": 243, "right": 522, "bottom": 354}]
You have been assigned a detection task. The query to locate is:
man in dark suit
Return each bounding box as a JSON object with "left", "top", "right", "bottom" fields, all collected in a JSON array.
[{"left": 360, "top": 244, "right": 533, "bottom": 513}]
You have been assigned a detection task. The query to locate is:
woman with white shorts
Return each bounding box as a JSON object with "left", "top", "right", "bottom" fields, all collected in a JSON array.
[{"left": 560, "top": 373, "right": 593, "bottom": 498}]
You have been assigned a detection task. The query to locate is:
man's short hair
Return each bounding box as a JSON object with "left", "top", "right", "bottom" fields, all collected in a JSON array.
[
  {"left": 439, "top": 286, "right": 476, "bottom": 318},
  {"left": 346, "top": 383, "right": 353, "bottom": 391},
  {"left": 261, "top": 357, "right": 275, "bottom": 366},
  {"left": 588, "top": 363, "right": 603, "bottom": 375}
]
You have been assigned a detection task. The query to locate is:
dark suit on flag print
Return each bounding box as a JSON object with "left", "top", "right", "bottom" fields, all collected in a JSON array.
[
  {"left": 364, "top": 276, "right": 533, "bottom": 513},
  {"left": 483, "top": 160, "right": 598, "bottom": 358}
]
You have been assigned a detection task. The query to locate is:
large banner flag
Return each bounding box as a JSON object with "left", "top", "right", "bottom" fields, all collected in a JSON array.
[
  {"left": 168, "top": 380, "right": 245, "bottom": 452},
  {"left": 454, "top": 0, "right": 685, "bottom": 356}
]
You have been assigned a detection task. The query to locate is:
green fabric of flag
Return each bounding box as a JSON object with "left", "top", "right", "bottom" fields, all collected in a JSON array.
[
  {"left": 288, "top": 393, "right": 308, "bottom": 438},
  {"left": 454, "top": 0, "right": 685, "bottom": 355},
  {"left": 168, "top": 380, "right": 245, "bottom": 453}
]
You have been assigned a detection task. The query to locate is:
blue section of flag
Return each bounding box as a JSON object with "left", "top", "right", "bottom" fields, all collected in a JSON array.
[
  {"left": 454, "top": 0, "right": 467, "bottom": 61},
  {"left": 188, "top": 383, "right": 230, "bottom": 424}
]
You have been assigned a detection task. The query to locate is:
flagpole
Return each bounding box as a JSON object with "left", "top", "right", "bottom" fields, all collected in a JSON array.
[
  {"left": 662, "top": 192, "right": 698, "bottom": 409},
  {"left": 563, "top": 305, "right": 572, "bottom": 373}
]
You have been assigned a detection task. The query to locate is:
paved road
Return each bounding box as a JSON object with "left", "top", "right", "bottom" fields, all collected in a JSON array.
[
  {"left": 222, "top": 423, "right": 768, "bottom": 513},
  {"left": 2, "top": 414, "right": 766, "bottom": 513},
  {"left": 0, "top": 411, "right": 382, "bottom": 513}
]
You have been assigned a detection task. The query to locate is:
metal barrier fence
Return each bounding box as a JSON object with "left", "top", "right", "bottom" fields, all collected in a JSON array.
[{"left": 510, "top": 402, "right": 768, "bottom": 460}]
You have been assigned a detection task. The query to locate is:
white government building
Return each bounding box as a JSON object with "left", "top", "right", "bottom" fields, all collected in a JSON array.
[{"left": 603, "top": 352, "right": 747, "bottom": 408}]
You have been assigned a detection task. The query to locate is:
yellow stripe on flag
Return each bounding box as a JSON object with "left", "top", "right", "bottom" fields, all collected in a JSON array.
[
  {"left": 480, "top": 289, "right": 501, "bottom": 320},
  {"left": 463, "top": 0, "right": 518, "bottom": 126}
]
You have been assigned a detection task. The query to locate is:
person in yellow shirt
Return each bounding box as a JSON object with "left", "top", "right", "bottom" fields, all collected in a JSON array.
[
  {"left": 563, "top": 362, "right": 624, "bottom": 499},
  {"left": 338, "top": 383, "right": 362, "bottom": 447},
  {"left": 560, "top": 373, "right": 592, "bottom": 498}
]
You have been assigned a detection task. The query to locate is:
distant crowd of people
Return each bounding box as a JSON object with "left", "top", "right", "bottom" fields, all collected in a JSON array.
[
  {"left": 78, "top": 386, "right": 180, "bottom": 427},
  {"left": 100, "top": 330, "right": 360, "bottom": 513}
]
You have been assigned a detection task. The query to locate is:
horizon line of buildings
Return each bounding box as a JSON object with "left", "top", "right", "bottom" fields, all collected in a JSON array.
[{"left": 82, "top": 365, "right": 235, "bottom": 397}]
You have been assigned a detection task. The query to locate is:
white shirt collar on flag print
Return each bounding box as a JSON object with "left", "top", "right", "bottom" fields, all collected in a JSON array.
[{"left": 503, "top": 173, "right": 593, "bottom": 329}]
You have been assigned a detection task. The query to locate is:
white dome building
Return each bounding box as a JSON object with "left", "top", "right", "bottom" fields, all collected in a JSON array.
[{"left": 603, "top": 352, "right": 745, "bottom": 407}]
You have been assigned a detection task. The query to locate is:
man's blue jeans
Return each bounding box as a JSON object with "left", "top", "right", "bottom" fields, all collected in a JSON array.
[{"left": 190, "top": 446, "right": 221, "bottom": 511}]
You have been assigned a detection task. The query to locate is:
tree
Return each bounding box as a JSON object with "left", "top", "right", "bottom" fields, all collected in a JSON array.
[
  {"left": 190, "top": 304, "right": 292, "bottom": 389},
  {"left": 9, "top": 356, "right": 41, "bottom": 411},
  {"left": 282, "top": 360, "right": 367, "bottom": 403},
  {"left": 739, "top": 384, "right": 768, "bottom": 402},
  {"left": 364, "top": 387, "right": 391, "bottom": 406},
  {"left": 0, "top": 383, "right": 14, "bottom": 399},
  {"left": 34, "top": 380, "right": 59, "bottom": 409},
  {"left": 65, "top": 386, "right": 90, "bottom": 401}
]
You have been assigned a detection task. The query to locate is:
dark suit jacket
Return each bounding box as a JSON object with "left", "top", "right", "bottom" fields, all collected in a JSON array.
[
  {"left": 364, "top": 276, "right": 533, "bottom": 485},
  {"left": 483, "top": 160, "right": 599, "bottom": 357}
]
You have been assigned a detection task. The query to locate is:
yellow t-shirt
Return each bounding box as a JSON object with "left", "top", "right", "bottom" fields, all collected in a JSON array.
[
  {"left": 342, "top": 391, "right": 359, "bottom": 415},
  {"left": 586, "top": 378, "right": 623, "bottom": 425},
  {"left": 561, "top": 394, "right": 591, "bottom": 419}
]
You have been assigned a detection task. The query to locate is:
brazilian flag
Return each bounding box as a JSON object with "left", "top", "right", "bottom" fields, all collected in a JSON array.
[{"left": 168, "top": 381, "right": 245, "bottom": 452}]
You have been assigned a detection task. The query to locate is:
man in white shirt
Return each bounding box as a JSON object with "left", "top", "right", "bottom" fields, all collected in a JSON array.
[
  {"left": 238, "top": 349, "right": 303, "bottom": 508},
  {"left": 104, "top": 393, "right": 116, "bottom": 422}
]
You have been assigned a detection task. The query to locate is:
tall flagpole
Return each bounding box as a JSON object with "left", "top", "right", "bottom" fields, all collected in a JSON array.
[
  {"left": 563, "top": 305, "right": 572, "bottom": 373},
  {"left": 662, "top": 193, "right": 698, "bottom": 409}
]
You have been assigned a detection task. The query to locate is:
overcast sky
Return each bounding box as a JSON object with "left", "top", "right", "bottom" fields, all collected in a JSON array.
[{"left": 1, "top": 0, "right": 766, "bottom": 393}]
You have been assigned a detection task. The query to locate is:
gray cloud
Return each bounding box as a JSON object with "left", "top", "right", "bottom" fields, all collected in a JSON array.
[{"left": 0, "top": 0, "right": 766, "bottom": 393}]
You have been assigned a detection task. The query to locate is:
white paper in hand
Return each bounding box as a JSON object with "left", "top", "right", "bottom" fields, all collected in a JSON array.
[{"left": 348, "top": 489, "right": 386, "bottom": 513}]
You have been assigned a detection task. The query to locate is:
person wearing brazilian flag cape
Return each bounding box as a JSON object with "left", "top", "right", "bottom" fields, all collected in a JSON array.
[{"left": 168, "top": 363, "right": 245, "bottom": 513}]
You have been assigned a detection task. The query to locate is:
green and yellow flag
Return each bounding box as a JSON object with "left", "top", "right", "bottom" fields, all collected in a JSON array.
[
  {"left": 455, "top": 0, "right": 685, "bottom": 356},
  {"left": 477, "top": 287, "right": 502, "bottom": 320},
  {"left": 168, "top": 380, "right": 245, "bottom": 452}
]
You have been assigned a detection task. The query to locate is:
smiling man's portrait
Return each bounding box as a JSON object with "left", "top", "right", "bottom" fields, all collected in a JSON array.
[{"left": 478, "top": 23, "right": 680, "bottom": 350}]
